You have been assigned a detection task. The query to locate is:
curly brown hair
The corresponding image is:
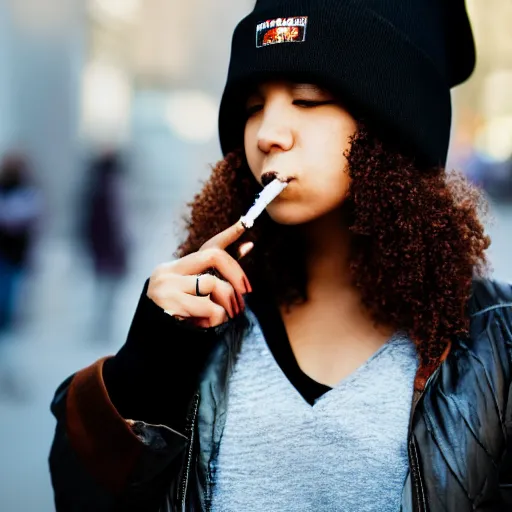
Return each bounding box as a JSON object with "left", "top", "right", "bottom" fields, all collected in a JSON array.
[{"left": 176, "top": 125, "right": 490, "bottom": 375}]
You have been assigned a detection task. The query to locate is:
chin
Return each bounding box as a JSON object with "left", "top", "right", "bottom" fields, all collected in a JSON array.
[
  {"left": 267, "top": 216, "right": 304, "bottom": 226},
  {"left": 266, "top": 200, "right": 346, "bottom": 226},
  {"left": 266, "top": 205, "right": 321, "bottom": 226}
]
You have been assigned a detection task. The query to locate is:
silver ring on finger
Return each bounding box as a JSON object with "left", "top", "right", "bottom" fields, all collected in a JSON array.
[{"left": 196, "top": 274, "right": 209, "bottom": 297}]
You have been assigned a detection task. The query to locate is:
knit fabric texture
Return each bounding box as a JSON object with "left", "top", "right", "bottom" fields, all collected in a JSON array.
[
  {"left": 210, "top": 309, "right": 420, "bottom": 511},
  {"left": 218, "top": 0, "right": 475, "bottom": 167}
]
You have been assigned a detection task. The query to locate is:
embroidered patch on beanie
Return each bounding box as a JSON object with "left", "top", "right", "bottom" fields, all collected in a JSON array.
[{"left": 256, "top": 17, "right": 308, "bottom": 48}]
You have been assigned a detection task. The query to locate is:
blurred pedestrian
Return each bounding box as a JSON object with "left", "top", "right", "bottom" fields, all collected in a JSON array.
[
  {"left": 0, "top": 152, "right": 42, "bottom": 333},
  {"left": 0, "top": 152, "right": 41, "bottom": 401},
  {"left": 80, "top": 148, "right": 130, "bottom": 343}
]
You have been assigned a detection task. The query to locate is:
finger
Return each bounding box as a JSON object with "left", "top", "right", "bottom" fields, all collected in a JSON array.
[
  {"left": 210, "top": 279, "right": 242, "bottom": 318},
  {"left": 238, "top": 241, "right": 254, "bottom": 260},
  {"left": 207, "top": 303, "right": 230, "bottom": 327},
  {"left": 169, "top": 248, "right": 251, "bottom": 295},
  {"left": 161, "top": 292, "right": 228, "bottom": 321},
  {"left": 192, "top": 275, "right": 243, "bottom": 317},
  {"left": 190, "top": 318, "right": 212, "bottom": 329},
  {"left": 164, "top": 273, "right": 244, "bottom": 316},
  {"left": 175, "top": 273, "right": 217, "bottom": 296},
  {"left": 185, "top": 300, "right": 229, "bottom": 328},
  {"left": 190, "top": 304, "right": 229, "bottom": 328},
  {"left": 200, "top": 219, "right": 246, "bottom": 251}
]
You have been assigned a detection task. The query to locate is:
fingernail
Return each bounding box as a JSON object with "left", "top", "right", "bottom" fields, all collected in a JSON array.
[
  {"left": 237, "top": 291, "right": 246, "bottom": 311},
  {"left": 245, "top": 277, "right": 253, "bottom": 294},
  {"left": 232, "top": 296, "right": 240, "bottom": 316},
  {"left": 232, "top": 294, "right": 240, "bottom": 315},
  {"left": 238, "top": 241, "right": 254, "bottom": 260}
]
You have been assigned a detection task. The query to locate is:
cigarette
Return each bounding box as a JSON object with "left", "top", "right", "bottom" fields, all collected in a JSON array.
[{"left": 240, "top": 179, "right": 289, "bottom": 229}]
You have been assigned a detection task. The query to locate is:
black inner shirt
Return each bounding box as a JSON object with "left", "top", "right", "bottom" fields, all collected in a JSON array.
[{"left": 246, "top": 293, "right": 332, "bottom": 405}]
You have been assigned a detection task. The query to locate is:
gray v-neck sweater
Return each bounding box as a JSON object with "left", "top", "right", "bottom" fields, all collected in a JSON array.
[{"left": 210, "top": 310, "right": 419, "bottom": 512}]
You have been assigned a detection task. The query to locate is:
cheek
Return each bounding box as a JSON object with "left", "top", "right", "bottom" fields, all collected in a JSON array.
[
  {"left": 313, "top": 166, "right": 351, "bottom": 209},
  {"left": 244, "top": 123, "right": 259, "bottom": 177},
  {"left": 307, "top": 124, "right": 352, "bottom": 179},
  {"left": 302, "top": 122, "right": 353, "bottom": 205}
]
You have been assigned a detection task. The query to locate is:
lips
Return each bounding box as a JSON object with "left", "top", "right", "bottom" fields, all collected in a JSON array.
[
  {"left": 261, "top": 171, "right": 278, "bottom": 186},
  {"left": 261, "top": 170, "right": 295, "bottom": 186}
]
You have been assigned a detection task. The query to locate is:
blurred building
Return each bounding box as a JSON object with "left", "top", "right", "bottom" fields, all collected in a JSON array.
[
  {"left": 81, "top": 0, "right": 253, "bottom": 223},
  {"left": 450, "top": 0, "right": 512, "bottom": 164},
  {"left": 0, "top": 0, "right": 253, "bottom": 240},
  {"left": 0, "top": 0, "right": 85, "bottom": 237}
]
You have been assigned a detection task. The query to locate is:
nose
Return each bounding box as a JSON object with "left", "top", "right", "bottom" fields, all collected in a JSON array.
[{"left": 256, "top": 104, "right": 294, "bottom": 154}]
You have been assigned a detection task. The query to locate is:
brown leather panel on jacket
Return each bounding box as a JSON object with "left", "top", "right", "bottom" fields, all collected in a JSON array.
[
  {"left": 66, "top": 356, "right": 143, "bottom": 494},
  {"left": 413, "top": 340, "right": 452, "bottom": 392}
]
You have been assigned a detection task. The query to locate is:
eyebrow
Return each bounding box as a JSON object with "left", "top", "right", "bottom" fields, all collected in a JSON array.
[
  {"left": 246, "top": 83, "right": 329, "bottom": 99},
  {"left": 291, "top": 83, "right": 327, "bottom": 94}
]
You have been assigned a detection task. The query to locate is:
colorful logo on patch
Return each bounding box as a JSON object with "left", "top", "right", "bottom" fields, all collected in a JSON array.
[{"left": 256, "top": 17, "right": 308, "bottom": 48}]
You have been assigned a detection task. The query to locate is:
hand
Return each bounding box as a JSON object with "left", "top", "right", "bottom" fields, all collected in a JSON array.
[{"left": 147, "top": 220, "right": 254, "bottom": 329}]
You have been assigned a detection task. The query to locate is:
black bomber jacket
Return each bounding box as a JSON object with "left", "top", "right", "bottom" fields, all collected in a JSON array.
[{"left": 49, "top": 278, "right": 512, "bottom": 511}]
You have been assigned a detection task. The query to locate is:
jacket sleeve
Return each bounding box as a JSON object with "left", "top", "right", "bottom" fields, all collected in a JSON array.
[
  {"left": 49, "top": 279, "right": 218, "bottom": 511},
  {"left": 500, "top": 283, "right": 512, "bottom": 506},
  {"left": 475, "top": 280, "right": 512, "bottom": 505}
]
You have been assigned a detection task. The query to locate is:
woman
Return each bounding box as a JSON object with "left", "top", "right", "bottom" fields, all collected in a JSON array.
[{"left": 49, "top": 1, "right": 512, "bottom": 511}]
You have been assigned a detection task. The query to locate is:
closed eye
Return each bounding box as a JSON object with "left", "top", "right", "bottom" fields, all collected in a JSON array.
[
  {"left": 293, "top": 100, "right": 335, "bottom": 108},
  {"left": 245, "top": 99, "right": 335, "bottom": 117}
]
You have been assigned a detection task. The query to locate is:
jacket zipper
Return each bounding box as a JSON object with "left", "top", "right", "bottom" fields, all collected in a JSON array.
[
  {"left": 409, "top": 436, "right": 427, "bottom": 512},
  {"left": 179, "top": 393, "right": 200, "bottom": 511},
  {"left": 408, "top": 368, "right": 439, "bottom": 512}
]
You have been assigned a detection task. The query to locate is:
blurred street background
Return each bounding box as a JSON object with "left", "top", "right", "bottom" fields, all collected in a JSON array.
[{"left": 0, "top": 1, "right": 511, "bottom": 511}]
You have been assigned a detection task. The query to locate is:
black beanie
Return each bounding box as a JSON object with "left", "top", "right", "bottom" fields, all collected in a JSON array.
[{"left": 218, "top": 0, "right": 476, "bottom": 167}]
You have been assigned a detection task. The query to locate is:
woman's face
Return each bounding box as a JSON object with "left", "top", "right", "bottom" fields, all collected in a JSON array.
[{"left": 244, "top": 80, "right": 357, "bottom": 226}]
